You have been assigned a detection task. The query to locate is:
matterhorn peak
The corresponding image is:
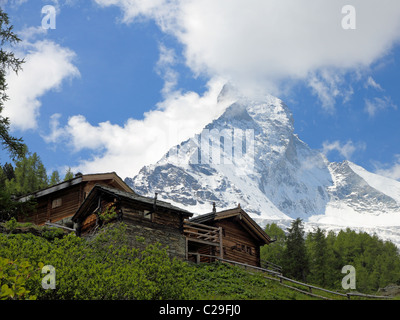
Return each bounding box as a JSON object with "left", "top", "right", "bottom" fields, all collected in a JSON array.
[{"left": 127, "top": 91, "right": 400, "bottom": 247}]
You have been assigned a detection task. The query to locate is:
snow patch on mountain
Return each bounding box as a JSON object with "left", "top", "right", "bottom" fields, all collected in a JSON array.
[{"left": 127, "top": 87, "right": 400, "bottom": 247}]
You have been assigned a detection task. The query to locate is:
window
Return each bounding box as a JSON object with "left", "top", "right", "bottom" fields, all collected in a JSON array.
[
  {"left": 235, "top": 243, "right": 254, "bottom": 255},
  {"left": 52, "top": 198, "right": 62, "bottom": 209},
  {"left": 143, "top": 210, "right": 152, "bottom": 220}
]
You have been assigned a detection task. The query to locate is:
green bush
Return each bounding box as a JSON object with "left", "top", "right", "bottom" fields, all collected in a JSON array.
[
  {"left": 0, "top": 257, "right": 39, "bottom": 300},
  {"left": 0, "top": 222, "right": 317, "bottom": 300},
  {"left": 0, "top": 222, "right": 196, "bottom": 300}
]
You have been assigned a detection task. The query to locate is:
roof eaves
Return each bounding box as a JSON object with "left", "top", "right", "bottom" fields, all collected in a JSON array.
[
  {"left": 77, "top": 184, "right": 193, "bottom": 218},
  {"left": 17, "top": 176, "right": 83, "bottom": 202}
]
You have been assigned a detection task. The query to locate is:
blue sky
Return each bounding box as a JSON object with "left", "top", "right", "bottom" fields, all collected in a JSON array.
[{"left": 1, "top": 0, "right": 400, "bottom": 181}]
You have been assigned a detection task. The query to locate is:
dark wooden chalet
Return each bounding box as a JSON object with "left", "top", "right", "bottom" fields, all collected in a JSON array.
[
  {"left": 17, "top": 172, "right": 133, "bottom": 226},
  {"left": 71, "top": 185, "right": 193, "bottom": 259},
  {"left": 185, "top": 204, "right": 271, "bottom": 267}
]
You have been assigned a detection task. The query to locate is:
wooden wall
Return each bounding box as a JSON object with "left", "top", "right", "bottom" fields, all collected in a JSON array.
[
  {"left": 79, "top": 197, "right": 185, "bottom": 236},
  {"left": 19, "top": 184, "right": 82, "bottom": 225},
  {"left": 18, "top": 178, "right": 131, "bottom": 226},
  {"left": 121, "top": 200, "right": 183, "bottom": 230},
  {"left": 186, "top": 218, "right": 262, "bottom": 267},
  {"left": 215, "top": 219, "right": 261, "bottom": 267}
]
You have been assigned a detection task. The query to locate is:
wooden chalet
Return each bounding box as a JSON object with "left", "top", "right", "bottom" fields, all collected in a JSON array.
[
  {"left": 185, "top": 204, "right": 271, "bottom": 267},
  {"left": 71, "top": 184, "right": 193, "bottom": 259},
  {"left": 17, "top": 172, "right": 133, "bottom": 226},
  {"left": 16, "top": 170, "right": 272, "bottom": 266},
  {"left": 72, "top": 184, "right": 193, "bottom": 235}
]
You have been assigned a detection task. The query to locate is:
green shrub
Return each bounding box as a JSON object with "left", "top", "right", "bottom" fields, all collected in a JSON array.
[
  {"left": 0, "top": 257, "right": 39, "bottom": 300},
  {"left": 4, "top": 217, "right": 18, "bottom": 232},
  {"left": 0, "top": 223, "right": 196, "bottom": 300}
]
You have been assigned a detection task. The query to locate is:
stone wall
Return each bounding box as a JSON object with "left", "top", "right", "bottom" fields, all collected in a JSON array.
[{"left": 124, "top": 220, "right": 186, "bottom": 261}]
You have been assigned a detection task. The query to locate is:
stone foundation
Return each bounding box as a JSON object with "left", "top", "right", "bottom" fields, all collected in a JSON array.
[{"left": 124, "top": 220, "right": 186, "bottom": 260}]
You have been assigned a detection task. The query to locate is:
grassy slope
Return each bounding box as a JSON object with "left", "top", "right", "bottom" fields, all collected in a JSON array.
[
  {"left": 191, "top": 262, "right": 320, "bottom": 300},
  {"left": 0, "top": 221, "right": 391, "bottom": 300}
]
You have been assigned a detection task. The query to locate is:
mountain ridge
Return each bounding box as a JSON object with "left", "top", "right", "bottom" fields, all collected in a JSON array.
[{"left": 125, "top": 88, "right": 400, "bottom": 246}]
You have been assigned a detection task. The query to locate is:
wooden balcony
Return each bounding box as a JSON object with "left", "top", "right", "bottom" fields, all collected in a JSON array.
[{"left": 183, "top": 220, "right": 223, "bottom": 260}]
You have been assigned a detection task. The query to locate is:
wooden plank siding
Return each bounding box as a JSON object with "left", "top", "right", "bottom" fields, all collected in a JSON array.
[
  {"left": 74, "top": 185, "right": 192, "bottom": 238},
  {"left": 120, "top": 201, "right": 183, "bottom": 230},
  {"left": 214, "top": 219, "right": 260, "bottom": 267},
  {"left": 17, "top": 173, "right": 135, "bottom": 226},
  {"left": 18, "top": 184, "right": 82, "bottom": 225},
  {"left": 81, "top": 213, "right": 97, "bottom": 234},
  {"left": 188, "top": 207, "right": 271, "bottom": 267},
  {"left": 187, "top": 219, "right": 261, "bottom": 267},
  {"left": 48, "top": 187, "right": 81, "bottom": 223}
]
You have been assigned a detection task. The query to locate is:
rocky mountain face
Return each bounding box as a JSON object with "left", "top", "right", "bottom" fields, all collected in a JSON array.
[{"left": 126, "top": 87, "right": 400, "bottom": 246}]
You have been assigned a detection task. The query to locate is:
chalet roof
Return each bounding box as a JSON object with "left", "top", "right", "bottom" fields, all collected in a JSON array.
[
  {"left": 16, "top": 172, "right": 134, "bottom": 202},
  {"left": 72, "top": 184, "right": 193, "bottom": 223},
  {"left": 190, "top": 206, "right": 271, "bottom": 245}
]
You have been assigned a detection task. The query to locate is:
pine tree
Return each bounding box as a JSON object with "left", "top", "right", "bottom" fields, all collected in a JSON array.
[
  {"left": 2, "top": 162, "right": 14, "bottom": 180},
  {"left": 0, "top": 160, "right": 36, "bottom": 221},
  {"left": 260, "top": 223, "right": 286, "bottom": 268},
  {"left": 12, "top": 152, "right": 48, "bottom": 195},
  {"left": 0, "top": 9, "right": 25, "bottom": 162},
  {"left": 306, "top": 227, "right": 332, "bottom": 287},
  {"left": 324, "top": 230, "right": 342, "bottom": 288},
  {"left": 49, "top": 170, "right": 61, "bottom": 186},
  {"left": 282, "top": 218, "right": 308, "bottom": 282},
  {"left": 63, "top": 167, "right": 74, "bottom": 181}
]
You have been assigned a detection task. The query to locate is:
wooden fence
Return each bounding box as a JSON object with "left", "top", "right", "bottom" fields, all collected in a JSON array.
[
  {"left": 187, "top": 252, "right": 393, "bottom": 300},
  {"left": 260, "top": 259, "right": 283, "bottom": 275}
]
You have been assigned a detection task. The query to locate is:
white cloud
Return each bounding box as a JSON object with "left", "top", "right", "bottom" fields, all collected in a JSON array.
[
  {"left": 364, "top": 96, "right": 397, "bottom": 118},
  {"left": 18, "top": 26, "right": 48, "bottom": 41},
  {"left": 155, "top": 44, "right": 179, "bottom": 96},
  {"left": 0, "top": 0, "right": 28, "bottom": 8},
  {"left": 50, "top": 0, "right": 400, "bottom": 179},
  {"left": 307, "top": 70, "right": 353, "bottom": 112},
  {"left": 3, "top": 39, "right": 80, "bottom": 131},
  {"left": 180, "top": 0, "right": 400, "bottom": 82},
  {"left": 94, "top": 0, "right": 171, "bottom": 24},
  {"left": 45, "top": 78, "right": 234, "bottom": 178},
  {"left": 322, "top": 140, "right": 366, "bottom": 160},
  {"left": 365, "top": 76, "right": 383, "bottom": 91},
  {"left": 93, "top": 0, "right": 400, "bottom": 109},
  {"left": 374, "top": 155, "right": 400, "bottom": 181},
  {"left": 42, "top": 113, "right": 66, "bottom": 144}
]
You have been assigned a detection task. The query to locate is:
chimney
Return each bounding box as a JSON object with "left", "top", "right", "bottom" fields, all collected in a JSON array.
[
  {"left": 212, "top": 202, "right": 216, "bottom": 214},
  {"left": 153, "top": 192, "right": 158, "bottom": 211}
]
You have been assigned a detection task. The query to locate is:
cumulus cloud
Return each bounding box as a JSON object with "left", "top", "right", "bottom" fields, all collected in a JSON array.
[
  {"left": 3, "top": 39, "right": 80, "bottom": 131},
  {"left": 322, "top": 140, "right": 366, "bottom": 160},
  {"left": 95, "top": 0, "right": 400, "bottom": 102},
  {"left": 45, "top": 78, "right": 234, "bottom": 177},
  {"left": 45, "top": 0, "right": 400, "bottom": 178}
]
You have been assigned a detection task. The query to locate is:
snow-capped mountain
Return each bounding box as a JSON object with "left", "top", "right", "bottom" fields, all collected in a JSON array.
[{"left": 126, "top": 86, "right": 400, "bottom": 246}]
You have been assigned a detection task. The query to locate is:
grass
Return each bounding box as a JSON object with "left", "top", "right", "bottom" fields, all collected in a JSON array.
[
  {"left": 189, "top": 261, "right": 397, "bottom": 300},
  {"left": 191, "top": 262, "right": 319, "bottom": 300},
  {"left": 0, "top": 221, "right": 395, "bottom": 300}
]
